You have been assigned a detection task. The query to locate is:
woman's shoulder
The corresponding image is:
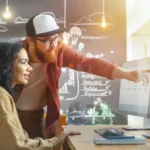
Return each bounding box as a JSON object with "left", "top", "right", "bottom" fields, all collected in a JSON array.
[
  {"left": 0, "top": 87, "right": 12, "bottom": 103},
  {"left": 0, "top": 86, "right": 10, "bottom": 96},
  {"left": 0, "top": 87, "right": 14, "bottom": 115}
]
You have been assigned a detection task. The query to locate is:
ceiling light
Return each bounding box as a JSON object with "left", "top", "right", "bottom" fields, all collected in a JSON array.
[{"left": 3, "top": 0, "right": 12, "bottom": 19}]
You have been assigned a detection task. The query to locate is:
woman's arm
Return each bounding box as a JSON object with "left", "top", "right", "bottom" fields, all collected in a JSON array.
[{"left": 0, "top": 88, "right": 66, "bottom": 150}]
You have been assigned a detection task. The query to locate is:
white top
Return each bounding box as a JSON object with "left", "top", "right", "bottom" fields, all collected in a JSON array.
[{"left": 16, "top": 63, "right": 48, "bottom": 111}]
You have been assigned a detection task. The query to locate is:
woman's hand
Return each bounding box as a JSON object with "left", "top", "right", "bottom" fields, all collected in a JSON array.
[{"left": 64, "top": 131, "right": 81, "bottom": 136}]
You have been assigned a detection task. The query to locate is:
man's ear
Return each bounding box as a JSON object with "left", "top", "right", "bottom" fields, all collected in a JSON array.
[
  {"left": 26, "top": 37, "right": 34, "bottom": 45},
  {"left": 25, "top": 37, "right": 41, "bottom": 63}
]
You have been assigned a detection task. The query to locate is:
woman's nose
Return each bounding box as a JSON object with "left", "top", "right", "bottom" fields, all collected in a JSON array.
[{"left": 27, "top": 65, "right": 33, "bottom": 72}]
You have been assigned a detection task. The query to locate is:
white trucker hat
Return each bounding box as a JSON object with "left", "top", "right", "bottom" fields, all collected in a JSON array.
[{"left": 26, "top": 14, "right": 65, "bottom": 37}]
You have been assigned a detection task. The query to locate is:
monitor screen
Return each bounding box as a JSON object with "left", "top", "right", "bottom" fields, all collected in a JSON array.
[{"left": 119, "top": 58, "right": 150, "bottom": 117}]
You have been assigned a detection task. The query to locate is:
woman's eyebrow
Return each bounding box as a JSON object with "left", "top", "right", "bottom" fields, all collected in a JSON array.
[{"left": 19, "top": 58, "right": 28, "bottom": 61}]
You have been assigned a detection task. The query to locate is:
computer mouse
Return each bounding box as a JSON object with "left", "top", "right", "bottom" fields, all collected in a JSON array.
[{"left": 102, "top": 129, "right": 123, "bottom": 137}]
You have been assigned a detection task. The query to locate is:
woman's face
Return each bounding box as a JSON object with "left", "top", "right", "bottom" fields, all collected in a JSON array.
[{"left": 12, "top": 48, "right": 32, "bottom": 86}]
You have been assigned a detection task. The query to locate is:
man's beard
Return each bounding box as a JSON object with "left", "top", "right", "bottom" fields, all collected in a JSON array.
[{"left": 35, "top": 45, "right": 57, "bottom": 63}]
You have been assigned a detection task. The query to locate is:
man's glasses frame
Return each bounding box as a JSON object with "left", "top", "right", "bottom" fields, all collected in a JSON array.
[{"left": 36, "top": 35, "right": 61, "bottom": 47}]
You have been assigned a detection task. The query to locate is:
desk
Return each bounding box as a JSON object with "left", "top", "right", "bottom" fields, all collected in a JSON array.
[{"left": 63, "top": 125, "right": 150, "bottom": 150}]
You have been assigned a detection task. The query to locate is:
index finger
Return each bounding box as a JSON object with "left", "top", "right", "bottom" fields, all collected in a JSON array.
[{"left": 141, "top": 70, "right": 150, "bottom": 73}]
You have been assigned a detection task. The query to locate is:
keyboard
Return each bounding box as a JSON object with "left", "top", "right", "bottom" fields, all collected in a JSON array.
[{"left": 94, "top": 128, "right": 124, "bottom": 138}]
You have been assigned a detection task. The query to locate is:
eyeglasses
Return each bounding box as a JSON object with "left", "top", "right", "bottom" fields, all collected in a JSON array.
[{"left": 36, "top": 35, "right": 60, "bottom": 47}]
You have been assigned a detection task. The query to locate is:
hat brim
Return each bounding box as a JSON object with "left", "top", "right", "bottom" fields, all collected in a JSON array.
[{"left": 36, "top": 28, "right": 65, "bottom": 37}]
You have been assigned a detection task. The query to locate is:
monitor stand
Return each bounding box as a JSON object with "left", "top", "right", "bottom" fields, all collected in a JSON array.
[
  {"left": 123, "top": 117, "right": 150, "bottom": 130},
  {"left": 143, "top": 117, "right": 150, "bottom": 127}
]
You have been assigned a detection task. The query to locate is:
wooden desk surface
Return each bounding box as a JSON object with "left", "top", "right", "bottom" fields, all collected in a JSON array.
[{"left": 63, "top": 125, "right": 150, "bottom": 150}]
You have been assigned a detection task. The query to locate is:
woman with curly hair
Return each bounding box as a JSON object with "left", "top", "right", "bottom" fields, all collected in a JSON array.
[{"left": 0, "top": 42, "right": 80, "bottom": 150}]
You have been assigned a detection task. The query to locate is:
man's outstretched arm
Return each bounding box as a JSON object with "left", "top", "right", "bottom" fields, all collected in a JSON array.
[
  {"left": 62, "top": 46, "right": 149, "bottom": 83},
  {"left": 62, "top": 46, "right": 117, "bottom": 79}
]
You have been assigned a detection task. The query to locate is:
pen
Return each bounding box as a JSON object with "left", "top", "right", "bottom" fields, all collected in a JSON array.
[{"left": 106, "top": 136, "right": 135, "bottom": 139}]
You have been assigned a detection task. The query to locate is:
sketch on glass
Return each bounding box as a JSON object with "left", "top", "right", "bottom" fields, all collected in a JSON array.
[
  {"left": 59, "top": 68, "right": 80, "bottom": 101},
  {"left": 81, "top": 35, "right": 110, "bottom": 40},
  {"left": 0, "top": 19, "right": 7, "bottom": 24},
  {"left": 69, "top": 26, "right": 110, "bottom": 41},
  {"left": 80, "top": 73, "right": 112, "bottom": 97},
  {"left": 14, "top": 17, "right": 29, "bottom": 24},
  {"left": 86, "top": 52, "right": 104, "bottom": 59},
  {"left": 57, "top": 1, "right": 117, "bottom": 125},
  {"left": 59, "top": 51, "right": 113, "bottom": 101},
  {"left": 69, "top": 26, "right": 82, "bottom": 45},
  {"left": 70, "top": 12, "right": 115, "bottom": 27},
  {"left": 66, "top": 70, "right": 80, "bottom": 101},
  {"left": 92, "top": 98, "right": 115, "bottom": 124},
  {"left": 59, "top": 42, "right": 84, "bottom": 101},
  {"left": 59, "top": 82, "right": 70, "bottom": 94},
  {"left": 0, "top": 26, "right": 8, "bottom": 32},
  {"left": 10, "top": 37, "right": 25, "bottom": 42},
  {"left": 67, "top": 101, "right": 85, "bottom": 124},
  {"left": 78, "top": 42, "right": 84, "bottom": 52},
  {"left": 67, "top": 98, "right": 115, "bottom": 125}
]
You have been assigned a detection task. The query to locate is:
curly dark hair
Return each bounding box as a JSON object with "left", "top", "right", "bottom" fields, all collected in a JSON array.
[{"left": 0, "top": 42, "right": 24, "bottom": 97}]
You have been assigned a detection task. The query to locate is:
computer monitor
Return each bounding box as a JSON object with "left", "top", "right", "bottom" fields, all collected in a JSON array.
[{"left": 119, "top": 57, "right": 150, "bottom": 118}]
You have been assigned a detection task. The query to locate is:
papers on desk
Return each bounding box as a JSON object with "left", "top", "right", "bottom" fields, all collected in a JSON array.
[
  {"left": 143, "top": 133, "right": 150, "bottom": 138},
  {"left": 93, "top": 136, "right": 147, "bottom": 145},
  {"left": 123, "top": 126, "right": 150, "bottom": 130}
]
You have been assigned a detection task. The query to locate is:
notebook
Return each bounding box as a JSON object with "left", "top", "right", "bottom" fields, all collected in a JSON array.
[
  {"left": 143, "top": 133, "right": 150, "bottom": 138},
  {"left": 93, "top": 136, "right": 147, "bottom": 145},
  {"left": 123, "top": 126, "right": 150, "bottom": 130}
]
